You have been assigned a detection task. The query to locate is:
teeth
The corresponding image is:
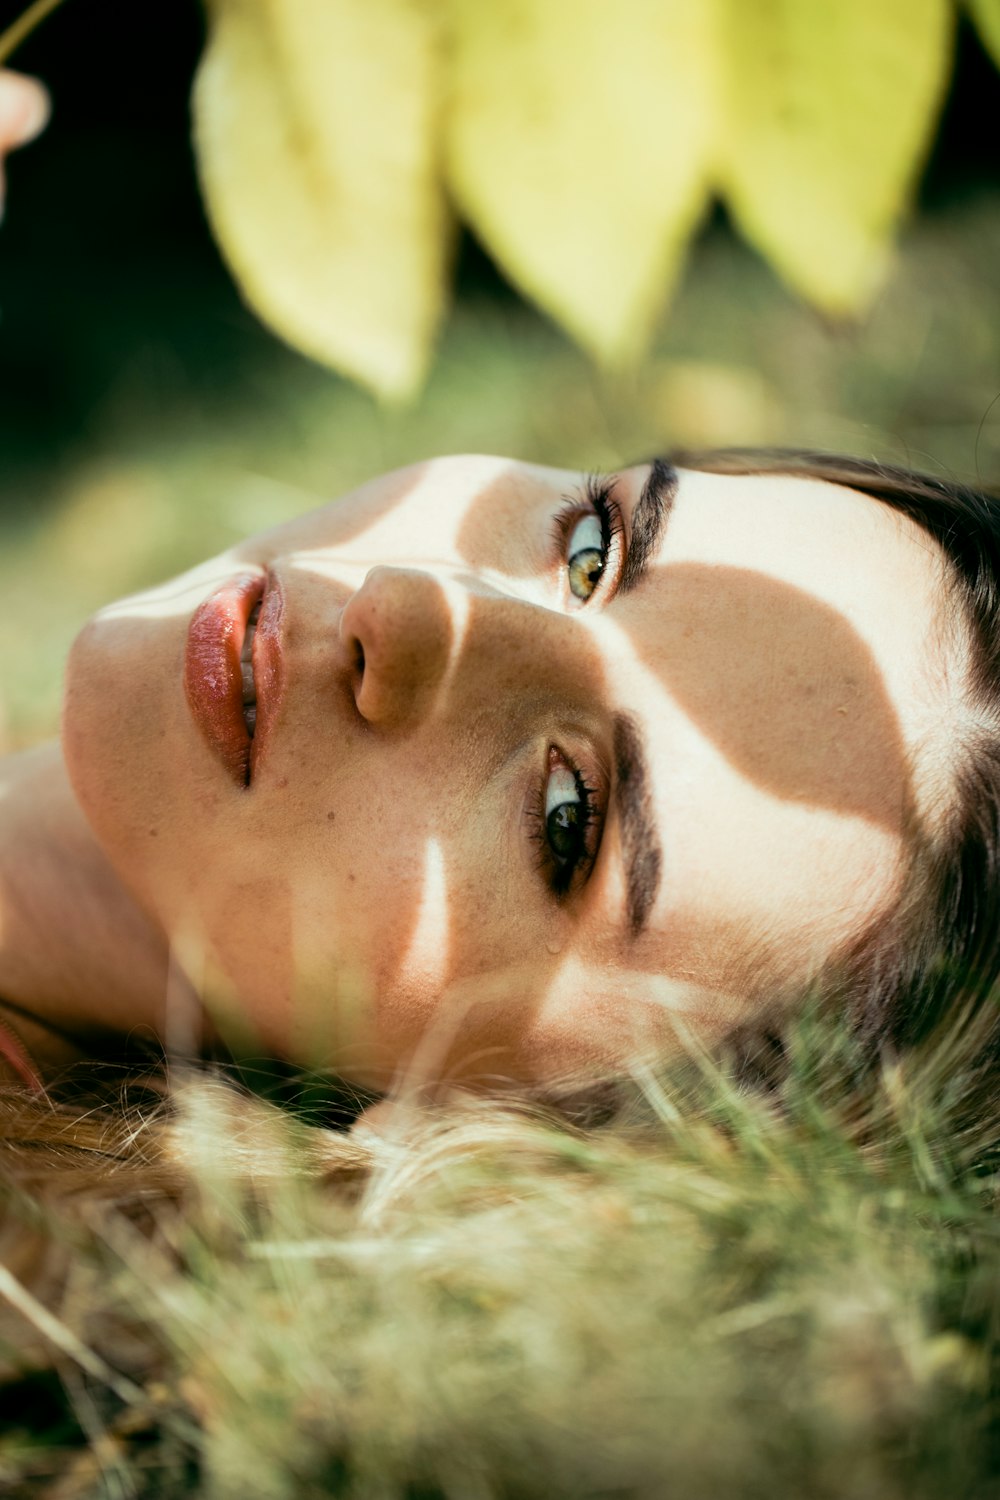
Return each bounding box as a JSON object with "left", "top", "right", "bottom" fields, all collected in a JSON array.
[{"left": 241, "top": 603, "right": 260, "bottom": 737}]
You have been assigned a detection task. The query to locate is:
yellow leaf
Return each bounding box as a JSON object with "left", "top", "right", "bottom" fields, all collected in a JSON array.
[
  {"left": 443, "top": 0, "right": 716, "bottom": 364},
  {"left": 968, "top": 0, "right": 1000, "bottom": 69},
  {"left": 193, "top": 0, "right": 446, "bottom": 400},
  {"left": 718, "top": 0, "right": 954, "bottom": 317}
]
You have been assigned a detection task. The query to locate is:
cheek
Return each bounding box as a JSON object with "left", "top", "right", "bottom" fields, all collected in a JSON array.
[
  {"left": 168, "top": 773, "right": 457, "bottom": 1066},
  {"left": 374, "top": 953, "right": 737, "bottom": 1087},
  {"left": 64, "top": 613, "right": 224, "bottom": 918}
]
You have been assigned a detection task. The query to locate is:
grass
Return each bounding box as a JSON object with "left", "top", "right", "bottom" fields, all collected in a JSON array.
[
  {"left": 0, "top": 1010, "right": 998, "bottom": 1497},
  {"left": 2, "top": 132, "right": 999, "bottom": 1497}
]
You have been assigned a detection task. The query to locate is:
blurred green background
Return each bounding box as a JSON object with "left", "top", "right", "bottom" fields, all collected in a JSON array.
[{"left": 1, "top": 0, "right": 999, "bottom": 749}]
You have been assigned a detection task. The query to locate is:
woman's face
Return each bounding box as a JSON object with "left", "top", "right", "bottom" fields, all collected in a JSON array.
[{"left": 64, "top": 457, "right": 954, "bottom": 1087}]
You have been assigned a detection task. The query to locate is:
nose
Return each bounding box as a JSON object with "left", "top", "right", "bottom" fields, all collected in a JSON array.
[{"left": 339, "top": 566, "right": 453, "bottom": 727}]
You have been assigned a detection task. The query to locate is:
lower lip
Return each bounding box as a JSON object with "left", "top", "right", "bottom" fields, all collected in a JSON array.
[{"left": 185, "top": 571, "right": 283, "bottom": 787}]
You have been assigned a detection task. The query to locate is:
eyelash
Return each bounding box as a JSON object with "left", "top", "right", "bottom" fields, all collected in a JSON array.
[
  {"left": 526, "top": 477, "right": 620, "bottom": 898},
  {"left": 551, "top": 474, "right": 625, "bottom": 606},
  {"left": 526, "top": 749, "right": 601, "bottom": 897}
]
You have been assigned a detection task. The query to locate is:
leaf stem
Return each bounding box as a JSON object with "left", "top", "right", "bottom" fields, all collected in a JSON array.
[{"left": 0, "top": 0, "right": 68, "bottom": 67}]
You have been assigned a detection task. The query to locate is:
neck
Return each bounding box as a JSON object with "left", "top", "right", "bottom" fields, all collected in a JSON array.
[{"left": 0, "top": 741, "right": 176, "bottom": 1059}]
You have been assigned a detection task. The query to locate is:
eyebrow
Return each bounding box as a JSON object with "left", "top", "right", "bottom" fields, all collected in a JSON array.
[
  {"left": 619, "top": 458, "right": 678, "bottom": 596},
  {"left": 613, "top": 713, "right": 663, "bottom": 937}
]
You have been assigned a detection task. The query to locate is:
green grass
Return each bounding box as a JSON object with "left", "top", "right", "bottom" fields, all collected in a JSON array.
[
  {"left": 2, "top": 177, "right": 1000, "bottom": 1497},
  {"left": 0, "top": 1008, "right": 997, "bottom": 1498}
]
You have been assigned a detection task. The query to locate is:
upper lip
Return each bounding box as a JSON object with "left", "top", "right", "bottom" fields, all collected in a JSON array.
[{"left": 184, "top": 570, "right": 284, "bottom": 787}]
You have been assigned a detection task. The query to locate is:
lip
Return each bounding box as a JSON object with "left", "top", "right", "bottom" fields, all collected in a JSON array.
[
  {"left": 249, "top": 569, "right": 285, "bottom": 782},
  {"left": 185, "top": 571, "right": 284, "bottom": 787}
]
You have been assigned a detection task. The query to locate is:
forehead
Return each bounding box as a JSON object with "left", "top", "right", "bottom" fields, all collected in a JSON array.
[
  {"left": 636, "top": 466, "right": 954, "bottom": 725},
  {"left": 665, "top": 466, "right": 946, "bottom": 599}
]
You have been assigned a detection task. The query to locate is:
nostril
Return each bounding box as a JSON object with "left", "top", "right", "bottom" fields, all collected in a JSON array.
[{"left": 341, "top": 566, "right": 451, "bottom": 727}]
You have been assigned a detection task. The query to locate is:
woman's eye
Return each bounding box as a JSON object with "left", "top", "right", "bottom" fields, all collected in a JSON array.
[
  {"left": 527, "top": 746, "right": 602, "bottom": 899},
  {"left": 546, "top": 763, "right": 585, "bottom": 864},
  {"left": 557, "top": 478, "right": 623, "bottom": 605},
  {"left": 540, "top": 757, "right": 597, "bottom": 895},
  {"left": 566, "top": 513, "right": 606, "bottom": 602}
]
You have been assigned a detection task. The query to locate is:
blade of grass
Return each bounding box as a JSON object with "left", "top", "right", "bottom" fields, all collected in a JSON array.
[
  {"left": 0, "top": 1263, "right": 145, "bottom": 1406},
  {"left": 0, "top": 0, "right": 68, "bottom": 67}
]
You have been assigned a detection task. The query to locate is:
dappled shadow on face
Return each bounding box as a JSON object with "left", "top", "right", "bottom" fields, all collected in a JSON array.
[
  {"left": 622, "top": 562, "right": 912, "bottom": 831},
  {"left": 201, "top": 462, "right": 920, "bottom": 1089},
  {"left": 362, "top": 574, "right": 615, "bottom": 1073},
  {"left": 228, "top": 456, "right": 551, "bottom": 573},
  {"left": 454, "top": 461, "right": 572, "bottom": 575},
  {"left": 368, "top": 593, "right": 907, "bottom": 1084}
]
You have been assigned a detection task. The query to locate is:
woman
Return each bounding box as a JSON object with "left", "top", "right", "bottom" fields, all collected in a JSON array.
[
  {"left": 1, "top": 75, "right": 997, "bottom": 1493},
  {"left": 1, "top": 63, "right": 997, "bottom": 1102},
  {"left": 4, "top": 450, "right": 1000, "bottom": 1495},
  {"left": 2, "top": 446, "right": 1000, "bottom": 1099}
]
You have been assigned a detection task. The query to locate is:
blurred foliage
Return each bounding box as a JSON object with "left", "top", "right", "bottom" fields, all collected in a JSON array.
[
  {"left": 969, "top": 0, "right": 1000, "bottom": 64},
  {"left": 2, "top": 193, "right": 1000, "bottom": 750},
  {"left": 194, "top": 0, "right": 446, "bottom": 400},
  {"left": 191, "top": 0, "right": 990, "bottom": 396}
]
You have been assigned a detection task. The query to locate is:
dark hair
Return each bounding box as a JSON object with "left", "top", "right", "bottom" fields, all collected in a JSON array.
[{"left": 668, "top": 448, "right": 1000, "bottom": 1066}]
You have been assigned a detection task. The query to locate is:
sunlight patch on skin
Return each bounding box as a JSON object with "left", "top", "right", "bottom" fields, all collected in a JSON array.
[
  {"left": 383, "top": 949, "right": 725, "bottom": 1092},
  {"left": 428, "top": 580, "right": 472, "bottom": 711},
  {"left": 344, "top": 455, "right": 515, "bottom": 557},
  {"left": 595, "top": 606, "right": 895, "bottom": 825},
  {"left": 283, "top": 456, "right": 543, "bottom": 605},
  {"left": 533, "top": 954, "right": 739, "bottom": 1065},
  {"left": 284, "top": 549, "right": 475, "bottom": 723},
  {"left": 592, "top": 608, "right": 677, "bottom": 718},
  {"left": 284, "top": 546, "right": 511, "bottom": 637},
  {"left": 388, "top": 954, "right": 559, "bottom": 1095},
  {"left": 95, "top": 554, "right": 261, "bottom": 622},
  {"left": 283, "top": 551, "right": 361, "bottom": 587},
  {"left": 397, "top": 837, "right": 451, "bottom": 995}
]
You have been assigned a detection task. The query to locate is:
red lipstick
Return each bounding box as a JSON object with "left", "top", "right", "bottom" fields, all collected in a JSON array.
[{"left": 185, "top": 572, "right": 265, "bottom": 786}]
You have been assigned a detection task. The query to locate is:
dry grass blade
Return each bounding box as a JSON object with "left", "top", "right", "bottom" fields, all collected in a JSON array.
[{"left": 0, "top": 0, "right": 67, "bottom": 66}]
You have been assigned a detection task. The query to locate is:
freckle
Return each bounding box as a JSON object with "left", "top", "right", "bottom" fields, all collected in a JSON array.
[
  {"left": 327, "top": 811, "right": 336, "bottom": 822},
  {"left": 348, "top": 872, "right": 356, "bottom": 884},
  {"left": 149, "top": 828, "right": 158, "bottom": 838}
]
